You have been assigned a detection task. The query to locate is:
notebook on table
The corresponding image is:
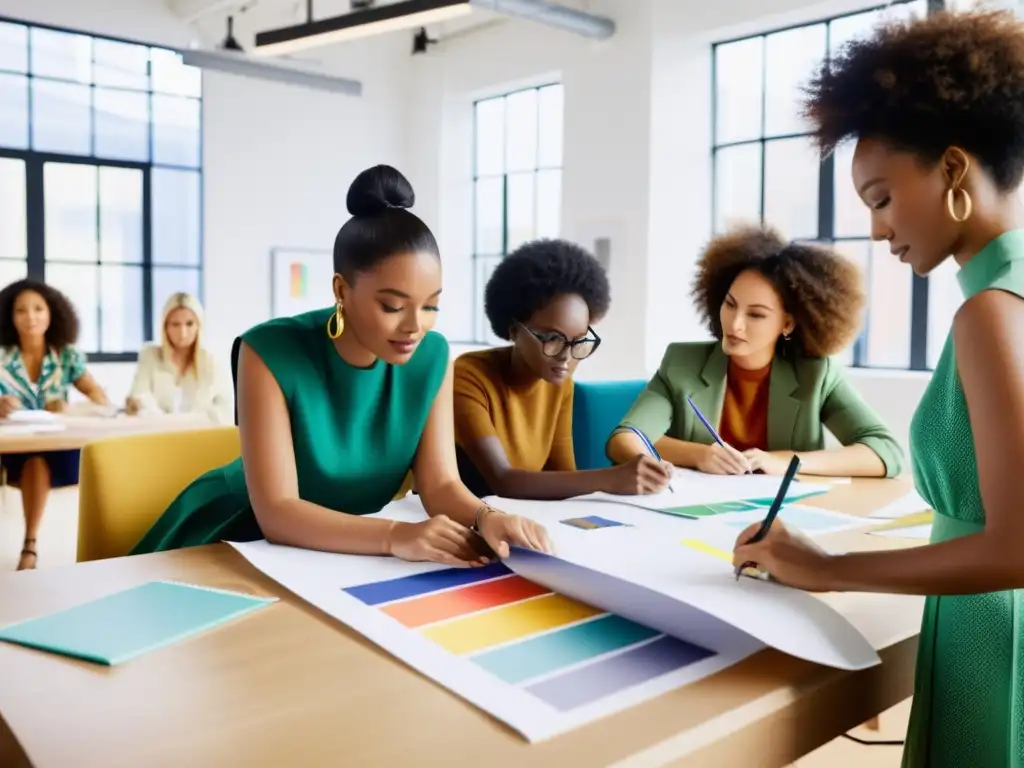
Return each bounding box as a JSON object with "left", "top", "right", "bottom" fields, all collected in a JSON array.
[{"left": 0, "top": 580, "right": 277, "bottom": 665}]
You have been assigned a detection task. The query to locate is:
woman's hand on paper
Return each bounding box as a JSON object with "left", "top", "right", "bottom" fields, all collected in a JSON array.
[
  {"left": 0, "top": 395, "right": 21, "bottom": 418},
  {"left": 607, "top": 454, "right": 674, "bottom": 495},
  {"left": 388, "top": 515, "right": 491, "bottom": 568},
  {"left": 731, "top": 520, "right": 834, "bottom": 592},
  {"left": 742, "top": 449, "right": 791, "bottom": 475},
  {"left": 125, "top": 396, "right": 143, "bottom": 415},
  {"left": 44, "top": 399, "right": 67, "bottom": 413},
  {"left": 696, "top": 443, "right": 750, "bottom": 475},
  {"left": 477, "top": 507, "right": 554, "bottom": 559}
]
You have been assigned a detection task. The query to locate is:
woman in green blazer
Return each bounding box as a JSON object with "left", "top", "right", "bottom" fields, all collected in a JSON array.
[{"left": 607, "top": 226, "right": 905, "bottom": 477}]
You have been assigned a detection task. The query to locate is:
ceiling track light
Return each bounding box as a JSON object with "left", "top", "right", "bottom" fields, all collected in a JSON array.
[{"left": 253, "top": 0, "right": 615, "bottom": 57}]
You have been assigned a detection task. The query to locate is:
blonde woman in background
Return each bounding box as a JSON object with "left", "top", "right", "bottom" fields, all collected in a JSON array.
[{"left": 125, "top": 293, "right": 231, "bottom": 424}]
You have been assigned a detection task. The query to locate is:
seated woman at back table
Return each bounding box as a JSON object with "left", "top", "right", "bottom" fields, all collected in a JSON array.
[
  {"left": 606, "top": 226, "right": 905, "bottom": 478},
  {"left": 125, "top": 291, "right": 231, "bottom": 424},
  {"left": 131, "top": 165, "right": 551, "bottom": 563},
  {"left": 454, "top": 239, "right": 672, "bottom": 500},
  {"left": 0, "top": 280, "right": 109, "bottom": 570}
]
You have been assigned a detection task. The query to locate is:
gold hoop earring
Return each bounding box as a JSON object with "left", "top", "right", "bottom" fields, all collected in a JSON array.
[
  {"left": 326, "top": 302, "right": 345, "bottom": 339},
  {"left": 946, "top": 187, "right": 973, "bottom": 223}
]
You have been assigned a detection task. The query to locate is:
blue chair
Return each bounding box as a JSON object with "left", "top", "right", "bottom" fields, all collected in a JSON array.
[{"left": 572, "top": 379, "right": 646, "bottom": 470}]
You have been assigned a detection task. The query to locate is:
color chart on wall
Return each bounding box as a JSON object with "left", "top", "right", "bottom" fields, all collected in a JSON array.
[
  {"left": 288, "top": 262, "right": 307, "bottom": 299},
  {"left": 343, "top": 561, "right": 715, "bottom": 713}
]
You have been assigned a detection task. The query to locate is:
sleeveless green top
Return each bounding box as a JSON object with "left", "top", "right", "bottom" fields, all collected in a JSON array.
[
  {"left": 131, "top": 308, "right": 449, "bottom": 554},
  {"left": 902, "top": 230, "right": 1024, "bottom": 768}
]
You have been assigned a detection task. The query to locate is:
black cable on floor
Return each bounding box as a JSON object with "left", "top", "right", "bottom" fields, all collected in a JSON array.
[{"left": 841, "top": 732, "right": 906, "bottom": 746}]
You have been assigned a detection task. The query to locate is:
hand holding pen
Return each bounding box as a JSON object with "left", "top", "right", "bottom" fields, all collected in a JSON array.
[
  {"left": 685, "top": 395, "right": 752, "bottom": 474},
  {"left": 622, "top": 426, "right": 675, "bottom": 493},
  {"left": 732, "top": 454, "right": 801, "bottom": 581}
]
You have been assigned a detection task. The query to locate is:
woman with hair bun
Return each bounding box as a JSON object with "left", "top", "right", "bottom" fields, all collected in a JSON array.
[
  {"left": 132, "top": 165, "right": 551, "bottom": 564},
  {"left": 730, "top": 10, "right": 1024, "bottom": 765}
]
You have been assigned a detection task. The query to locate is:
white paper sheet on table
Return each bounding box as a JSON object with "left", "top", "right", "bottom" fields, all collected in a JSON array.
[
  {"left": 571, "top": 468, "right": 832, "bottom": 513},
  {"left": 228, "top": 495, "right": 880, "bottom": 742},
  {"left": 868, "top": 489, "right": 932, "bottom": 519}
]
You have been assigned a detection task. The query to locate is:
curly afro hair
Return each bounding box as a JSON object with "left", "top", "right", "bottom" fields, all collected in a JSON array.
[
  {"left": 691, "top": 226, "right": 864, "bottom": 358},
  {"left": 0, "top": 279, "right": 80, "bottom": 351},
  {"left": 484, "top": 239, "right": 610, "bottom": 341},
  {"left": 803, "top": 9, "right": 1024, "bottom": 190}
]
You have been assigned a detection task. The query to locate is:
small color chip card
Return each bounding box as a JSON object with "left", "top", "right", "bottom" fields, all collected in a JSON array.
[{"left": 560, "top": 515, "right": 627, "bottom": 530}]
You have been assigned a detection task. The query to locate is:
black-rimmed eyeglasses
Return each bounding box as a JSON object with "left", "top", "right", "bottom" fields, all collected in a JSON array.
[{"left": 518, "top": 323, "right": 602, "bottom": 360}]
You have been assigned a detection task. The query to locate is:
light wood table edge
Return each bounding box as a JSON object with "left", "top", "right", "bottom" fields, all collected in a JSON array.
[{"left": 610, "top": 636, "right": 917, "bottom": 767}]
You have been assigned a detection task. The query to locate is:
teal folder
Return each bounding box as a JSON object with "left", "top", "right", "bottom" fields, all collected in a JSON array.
[{"left": 0, "top": 580, "right": 276, "bottom": 665}]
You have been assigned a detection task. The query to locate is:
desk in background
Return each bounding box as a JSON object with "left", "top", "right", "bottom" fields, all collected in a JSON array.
[
  {"left": 0, "top": 414, "right": 213, "bottom": 454},
  {"left": 0, "top": 478, "right": 923, "bottom": 768}
]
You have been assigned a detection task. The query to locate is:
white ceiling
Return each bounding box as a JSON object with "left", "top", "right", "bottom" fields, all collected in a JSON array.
[{"left": 170, "top": 0, "right": 505, "bottom": 47}]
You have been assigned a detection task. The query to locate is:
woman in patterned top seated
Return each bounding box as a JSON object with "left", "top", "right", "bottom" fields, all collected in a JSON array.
[{"left": 0, "top": 280, "right": 109, "bottom": 569}]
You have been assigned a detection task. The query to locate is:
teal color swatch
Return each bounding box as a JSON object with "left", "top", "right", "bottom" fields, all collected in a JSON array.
[
  {"left": 471, "top": 614, "right": 660, "bottom": 684},
  {"left": 0, "top": 580, "right": 276, "bottom": 665}
]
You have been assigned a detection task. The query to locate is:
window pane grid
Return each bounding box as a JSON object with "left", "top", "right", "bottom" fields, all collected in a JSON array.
[
  {"left": 711, "top": 0, "right": 933, "bottom": 370},
  {"left": 0, "top": 19, "right": 204, "bottom": 359},
  {"left": 471, "top": 83, "right": 563, "bottom": 342}
]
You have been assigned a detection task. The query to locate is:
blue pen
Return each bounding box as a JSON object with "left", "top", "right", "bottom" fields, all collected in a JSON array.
[
  {"left": 625, "top": 425, "right": 675, "bottom": 492},
  {"left": 686, "top": 395, "right": 751, "bottom": 474}
]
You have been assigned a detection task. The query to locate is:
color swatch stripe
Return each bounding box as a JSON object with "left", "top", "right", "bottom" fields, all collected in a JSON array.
[
  {"left": 381, "top": 575, "right": 550, "bottom": 628},
  {"left": 681, "top": 539, "right": 733, "bottom": 564},
  {"left": 344, "top": 562, "right": 512, "bottom": 606},
  {"left": 524, "top": 635, "right": 715, "bottom": 712},
  {"left": 420, "top": 593, "right": 603, "bottom": 655},
  {"left": 472, "top": 614, "right": 659, "bottom": 684},
  {"left": 560, "top": 515, "right": 626, "bottom": 530}
]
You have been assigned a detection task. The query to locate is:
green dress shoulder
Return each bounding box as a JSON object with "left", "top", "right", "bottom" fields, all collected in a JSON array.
[
  {"left": 903, "top": 230, "right": 1024, "bottom": 767},
  {"left": 130, "top": 308, "right": 449, "bottom": 554}
]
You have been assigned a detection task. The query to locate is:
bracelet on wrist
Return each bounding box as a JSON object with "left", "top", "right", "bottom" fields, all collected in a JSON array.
[{"left": 473, "top": 505, "right": 501, "bottom": 531}]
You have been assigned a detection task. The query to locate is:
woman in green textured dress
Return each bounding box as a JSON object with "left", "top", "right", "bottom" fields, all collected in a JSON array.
[
  {"left": 731, "top": 10, "right": 1024, "bottom": 767},
  {"left": 132, "top": 165, "right": 551, "bottom": 565}
]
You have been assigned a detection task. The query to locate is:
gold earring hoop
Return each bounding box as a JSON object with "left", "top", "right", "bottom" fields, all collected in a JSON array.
[
  {"left": 946, "top": 187, "right": 973, "bottom": 223},
  {"left": 326, "top": 302, "right": 345, "bottom": 339}
]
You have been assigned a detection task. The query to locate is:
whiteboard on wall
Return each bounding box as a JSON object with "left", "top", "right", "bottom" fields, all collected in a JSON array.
[{"left": 269, "top": 248, "right": 335, "bottom": 318}]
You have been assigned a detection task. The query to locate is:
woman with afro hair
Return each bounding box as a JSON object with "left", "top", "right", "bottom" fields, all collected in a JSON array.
[
  {"left": 454, "top": 238, "right": 673, "bottom": 500},
  {"left": 607, "top": 224, "right": 904, "bottom": 478},
  {"left": 0, "top": 279, "right": 109, "bottom": 569},
  {"left": 730, "top": 10, "right": 1024, "bottom": 767}
]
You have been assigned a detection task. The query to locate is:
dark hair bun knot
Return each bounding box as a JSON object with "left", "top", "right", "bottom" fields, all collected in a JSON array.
[{"left": 346, "top": 165, "right": 415, "bottom": 217}]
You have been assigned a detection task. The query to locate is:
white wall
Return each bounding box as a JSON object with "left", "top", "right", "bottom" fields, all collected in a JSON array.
[{"left": 0, "top": 0, "right": 932, "bottom": 452}]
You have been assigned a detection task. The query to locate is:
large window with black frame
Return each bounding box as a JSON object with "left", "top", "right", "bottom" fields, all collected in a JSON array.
[
  {"left": 0, "top": 18, "right": 202, "bottom": 362},
  {"left": 711, "top": 0, "right": 960, "bottom": 370},
  {"left": 471, "top": 83, "right": 564, "bottom": 344}
]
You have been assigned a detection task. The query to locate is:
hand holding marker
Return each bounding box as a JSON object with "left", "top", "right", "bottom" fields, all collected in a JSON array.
[
  {"left": 624, "top": 426, "right": 675, "bottom": 492},
  {"left": 734, "top": 454, "right": 801, "bottom": 581}
]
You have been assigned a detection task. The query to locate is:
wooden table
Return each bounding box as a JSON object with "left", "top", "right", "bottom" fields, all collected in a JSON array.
[
  {"left": 0, "top": 478, "right": 924, "bottom": 768},
  {"left": 0, "top": 414, "right": 214, "bottom": 454}
]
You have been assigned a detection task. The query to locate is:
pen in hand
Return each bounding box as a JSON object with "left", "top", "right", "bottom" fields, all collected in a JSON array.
[
  {"left": 625, "top": 426, "right": 675, "bottom": 493},
  {"left": 686, "top": 395, "right": 752, "bottom": 474},
  {"left": 734, "top": 454, "right": 801, "bottom": 581}
]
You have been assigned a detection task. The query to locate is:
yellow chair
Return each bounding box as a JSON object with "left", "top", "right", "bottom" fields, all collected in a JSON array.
[{"left": 77, "top": 426, "right": 241, "bottom": 562}]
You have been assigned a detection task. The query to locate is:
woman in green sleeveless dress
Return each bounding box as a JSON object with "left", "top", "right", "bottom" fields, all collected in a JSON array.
[
  {"left": 132, "top": 165, "right": 551, "bottom": 565},
  {"left": 731, "top": 10, "right": 1024, "bottom": 766}
]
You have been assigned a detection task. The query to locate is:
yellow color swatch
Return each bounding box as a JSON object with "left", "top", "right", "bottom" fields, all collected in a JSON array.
[
  {"left": 872, "top": 511, "right": 934, "bottom": 531},
  {"left": 681, "top": 539, "right": 733, "bottom": 564},
  {"left": 419, "top": 594, "right": 602, "bottom": 655}
]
